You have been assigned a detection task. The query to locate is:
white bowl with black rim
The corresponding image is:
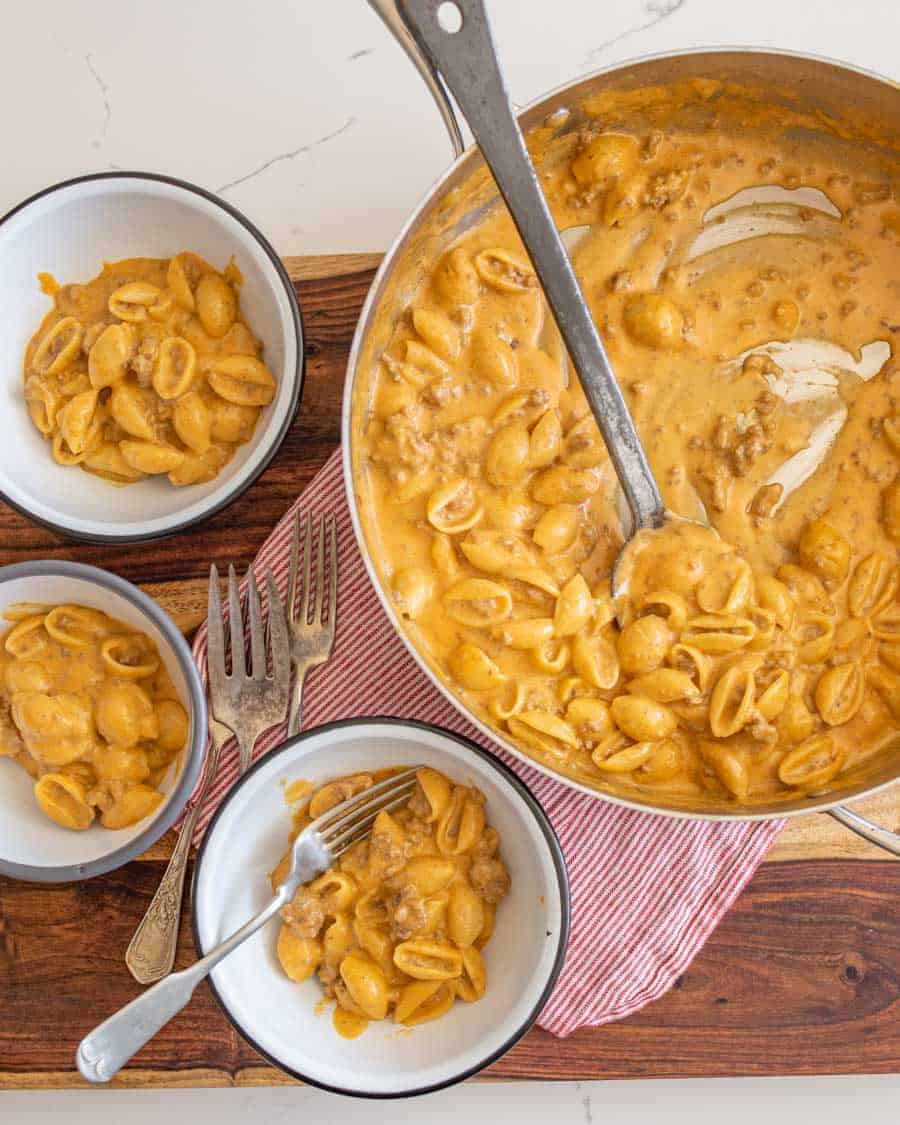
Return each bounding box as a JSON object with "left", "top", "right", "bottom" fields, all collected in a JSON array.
[
  {"left": 191, "top": 718, "right": 570, "bottom": 1099},
  {"left": 0, "top": 560, "right": 207, "bottom": 882},
  {"left": 0, "top": 172, "right": 303, "bottom": 542}
]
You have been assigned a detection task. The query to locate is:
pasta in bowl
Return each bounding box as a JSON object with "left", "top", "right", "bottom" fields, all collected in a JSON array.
[
  {"left": 271, "top": 766, "right": 510, "bottom": 1039},
  {"left": 0, "top": 561, "right": 206, "bottom": 882},
  {"left": 191, "top": 720, "right": 568, "bottom": 1098},
  {"left": 0, "top": 172, "right": 303, "bottom": 541}
]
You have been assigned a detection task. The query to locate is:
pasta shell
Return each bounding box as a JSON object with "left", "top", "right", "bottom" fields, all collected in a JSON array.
[
  {"left": 554, "top": 574, "right": 592, "bottom": 636},
  {"left": 412, "top": 307, "right": 460, "bottom": 362},
  {"left": 756, "top": 670, "right": 790, "bottom": 720},
  {"left": 486, "top": 424, "right": 530, "bottom": 486},
  {"left": 340, "top": 953, "right": 389, "bottom": 1020},
  {"left": 530, "top": 638, "right": 570, "bottom": 674},
  {"left": 756, "top": 575, "right": 796, "bottom": 630},
  {"left": 195, "top": 273, "right": 237, "bottom": 338},
  {"left": 460, "top": 529, "right": 536, "bottom": 572},
  {"left": 702, "top": 744, "right": 750, "bottom": 800},
  {"left": 533, "top": 504, "right": 580, "bottom": 554},
  {"left": 610, "top": 695, "right": 677, "bottom": 741},
  {"left": 572, "top": 632, "right": 620, "bottom": 689},
  {"left": 565, "top": 697, "right": 613, "bottom": 736},
  {"left": 626, "top": 668, "right": 700, "bottom": 703},
  {"left": 508, "top": 710, "right": 578, "bottom": 758},
  {"left": 393, "top": 941, "right": 462, "bottom": 982},
  {"left": 778, "top": 734, "right": 844, "bottom": 789},
  {"left": 531, "top": 465, "right": 601, "bottom": 505},
  {"left": 89, "top": 323, "right": 137, "bottom": 388},
  {"left": 471, "top": 326, "right": 517, "bottom": 388},
  {"left": 636, "top": 591, "right": 689, "bottom": 631},
  {"left": 153, "top": 337, "right": 197, "bottom": 399},
  {"left": 443, "top": 579, "right": 512, "bottom": 627},
  {"left": 591, "top": 738, "right": 655, "bottom": 773},
  {"left": 32, "top": 316, "right": 83, "bottom": 375},
  {"left": 528, "top": 409, "right": 562, "bottom": 467},
  {"left": 561, "top": 415, "right": 605, "bottom": 469},
  {"left": 207, "top": 354, "right": 276, "bottom": 406},
  {"left": 682, "top": 614, "right": 756, "bottom": 654},
  {"left": 110, "top": 383, "right": 156, "bottom": 441},
  {"left": 433, "top": 246, "right": 480, "bottom": 306},
  {"left": 814, "top": 663, "right": 865, "bottom": 726},
  {"left": 493, "top": 617, "right": 554, "bottom": 650},
  {"left": 120, "top": 440, "right": 186, "bottom": 475},
  {"left": 108, "top": 281, "right": 165, "bottom": 322},
  {"left": 448, "top": 643, "right": 505, "bottom": 690},
  {"left": 4, "top": 615, "right": 48, "bottom": 660},
  {"left": 847, "top": 553, "right": 897, "bottom": 618},
  {"left": 474, "top": 247, "right": 536, "bottom": 293},
  {"left": 100, "top": 634, "right": 160, "bottom": 679},
  {"left": 426, "top": 478, "right": 483, "bottom": 534},
  {"left": 795, "top": 611, "right": 835, "bottom": 664},
  {"left": 173, "top": 391, "right": 212, "bottom": 453},
  {"left": 34, "top": 773, "right": 94, "bottom": 830},
  {"left": 708, "top": 665, "right": 756, "bottom": 738},
  {"left": 390, "top": 568, "right": 434, "bottom": 620}
]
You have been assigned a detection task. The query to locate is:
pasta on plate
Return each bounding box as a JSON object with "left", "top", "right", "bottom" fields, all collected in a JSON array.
[
  {"left": 0, "top": 602, "right": 189, "bottom": 830},
  {"left": 353, "top": 83, "right": 900, "bottom": 807},
  {"left": 272, "top": 767, "right": 510, "bottom": 1039},
  {"left": 23, "top": 253, "right": 277, "bottom": 487}
]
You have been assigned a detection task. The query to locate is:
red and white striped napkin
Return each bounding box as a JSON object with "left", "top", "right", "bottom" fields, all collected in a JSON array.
[{"left": 180, "top": 448, "right": 783, "bottom": 1036}]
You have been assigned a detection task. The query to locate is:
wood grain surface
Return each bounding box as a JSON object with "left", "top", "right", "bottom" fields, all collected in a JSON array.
[{"left": 0, "top": 256, "right": 897, "bottom": 1089}]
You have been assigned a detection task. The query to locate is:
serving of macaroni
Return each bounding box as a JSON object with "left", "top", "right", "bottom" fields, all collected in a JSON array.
[
  {"left": 353, "top": 82, "right": 900, "bottom": 808},
  {"left": 23, "top": 253, "right": 277, "bottom": 486},
  {"left": 0, "top": 602, "right": 189, "bottom": 830},
  {"left": 272, "top": 768, "right": 510, "bottom": 1038}
]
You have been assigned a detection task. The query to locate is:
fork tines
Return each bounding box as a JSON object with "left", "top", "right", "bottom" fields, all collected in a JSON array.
[
  {"left": 316, "top": 768, "right": 421, "bottom": 858},
  {"left": 208, "top": 563, "right": 289, "bottom": 683},
  {"left": 289, "top": 511, "right": 338, "bottom": 631}
]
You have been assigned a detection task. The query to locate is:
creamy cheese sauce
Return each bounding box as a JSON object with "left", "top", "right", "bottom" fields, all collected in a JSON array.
[{"left": 354, "top": 83, "right": 900, "bottom": 808}]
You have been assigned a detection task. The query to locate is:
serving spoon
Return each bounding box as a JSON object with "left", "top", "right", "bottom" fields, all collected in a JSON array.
[{"left": 379, "top": 0, "right": 671, "bottom": 597}]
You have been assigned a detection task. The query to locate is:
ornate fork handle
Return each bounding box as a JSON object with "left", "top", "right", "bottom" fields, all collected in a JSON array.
[{"left": 125, "top": 721, "right": 230, "bottom": 984}]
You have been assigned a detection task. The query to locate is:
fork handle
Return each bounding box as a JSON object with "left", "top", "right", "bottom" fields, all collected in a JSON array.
[
  {"left": 287, "top": 664, "right": 309, "bottom": 738},
  {"left": 124, "top": 804, "right": 198, "bottom": 985},
  {"left": 79, "top": 888, "right": 289, "bottom": 1084},
  {"left": 125, "top": 729, "right": 225, "bottom": 984}
]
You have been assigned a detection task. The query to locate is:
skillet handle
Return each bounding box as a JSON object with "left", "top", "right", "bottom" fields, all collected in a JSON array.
[
  {"left": 366, "top": 0, "right": 465, "bottom": 158},
  {"left": 827, "top": 805, "right": 900, "bottom": 858}
]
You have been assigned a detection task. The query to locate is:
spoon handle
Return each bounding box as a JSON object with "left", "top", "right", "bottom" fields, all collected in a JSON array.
[{"left": 396, "top": 0, "right": 665, "bottom": 531}]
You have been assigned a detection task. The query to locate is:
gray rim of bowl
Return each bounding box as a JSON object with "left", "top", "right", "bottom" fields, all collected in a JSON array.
[
  {"left": 0, "top": 170, "right": 305, "bottom": 544},
  {"left": 0, "top": 559, "right": 207, "bottom": 882},
  {"left": 191, "top": 716, "right": 572, "bottom": 1100}
]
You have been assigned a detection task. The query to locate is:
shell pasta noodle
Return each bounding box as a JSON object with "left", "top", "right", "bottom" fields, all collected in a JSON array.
[
  {"left": 0, "top": 602, "right": 189, "bottom": 830},
  {"left": 354, "top": 99, "right": 900, "bottom": 807},
  {"left": 272, "top": 768, "right": 510, "bottom": 1038},
  {"left": 23, "top": 253, "right": 277, "bottom": 487}
]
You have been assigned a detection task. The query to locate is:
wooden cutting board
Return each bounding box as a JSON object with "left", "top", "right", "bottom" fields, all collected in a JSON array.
[{"left": 0, "top": 255, "right": 897, "bottom": 1090}]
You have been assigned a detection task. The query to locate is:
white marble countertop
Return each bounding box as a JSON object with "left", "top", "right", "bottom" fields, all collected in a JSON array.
[
  {"left": 2, "top": 0, "right": 898, "bottom": 1119},
  {"left": 3, "top": 0, "right": 897, "bottom": 254}
]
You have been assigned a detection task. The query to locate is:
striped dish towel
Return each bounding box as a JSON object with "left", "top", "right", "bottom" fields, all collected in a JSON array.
[{"left": 181, "top": 447, "right": 783, "bottom": 1036}]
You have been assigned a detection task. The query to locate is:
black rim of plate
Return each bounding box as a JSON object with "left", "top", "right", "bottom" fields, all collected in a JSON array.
[
  {"left": 191, "top": 716, "right": 572, "bottom": 1100},
  {"left": 0, "top": 560, "right": 207, "bottom": 882},
  {"left": 0, "top": 170, "right": 305, "bottom": 544}
]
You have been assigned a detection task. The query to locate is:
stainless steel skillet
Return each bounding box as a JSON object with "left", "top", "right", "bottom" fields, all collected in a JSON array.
[{"left": 345, "top": 2, "right": 900, "bottom": 855}]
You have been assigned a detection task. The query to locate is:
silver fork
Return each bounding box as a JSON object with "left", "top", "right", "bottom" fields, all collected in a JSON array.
[
  {"left": 287, "top": 512, "right": 338, "bottom": 736},
  {"left": 77, "top": 768, "right": 421, "bottom": 1084},
  {"left": 124, "top": 563, "right": 290, "bottom": 985},
  {"left": 211, "top": 561, "right": 291, "bottom": 774}
]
